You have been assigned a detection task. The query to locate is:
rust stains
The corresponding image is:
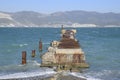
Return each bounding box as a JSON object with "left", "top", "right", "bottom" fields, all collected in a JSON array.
[
  {"left": 22, "top": 51, "right": 27, "bottom": 64},
  {"left": 58, "top": 39, "right": 80, "bottom": 49}
]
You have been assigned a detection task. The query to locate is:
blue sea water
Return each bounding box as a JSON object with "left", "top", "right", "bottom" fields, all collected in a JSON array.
[{"left": 0, "top": 27, "right": 120, "bottom": 80}]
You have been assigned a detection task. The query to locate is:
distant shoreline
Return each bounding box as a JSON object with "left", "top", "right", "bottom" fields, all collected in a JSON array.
[
  {"left": 0, "top": 10, "right": 120, "bottom": 28},
  {"left": 0, "top": 26, "right": 120, "bottom": 28}
]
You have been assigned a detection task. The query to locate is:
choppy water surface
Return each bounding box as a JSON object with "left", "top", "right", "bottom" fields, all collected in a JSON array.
[{"left": 0, "top": 27, "right": 120, "bottom": 80}]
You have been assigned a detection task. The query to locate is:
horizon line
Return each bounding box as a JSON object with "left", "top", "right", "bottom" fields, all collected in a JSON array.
[{"left": 0, "top": 10, "right": 120, "bottom": 14}]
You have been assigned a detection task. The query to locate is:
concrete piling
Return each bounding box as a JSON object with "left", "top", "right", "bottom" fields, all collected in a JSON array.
[
  {"left": 39, "top": 39, "right": 42, "bottom": 51},
  {"left": 31, "top": 50, "right": 36, "bottom": 57},
  {"left": 22, "top": 51, "right": 27, "bottom": 64}
]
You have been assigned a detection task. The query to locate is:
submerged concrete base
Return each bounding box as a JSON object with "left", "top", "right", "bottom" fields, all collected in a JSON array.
[
  {"left": 41, "top": 63, "right": 89, "bottom": 68},
  {"left": 40, "top": 63, "right": 89, "bottom": 72}
]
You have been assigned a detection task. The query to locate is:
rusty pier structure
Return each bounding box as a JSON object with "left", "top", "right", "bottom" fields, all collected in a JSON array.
[{"left": 41, "top": 27, "right": 89, "bottom": 71}]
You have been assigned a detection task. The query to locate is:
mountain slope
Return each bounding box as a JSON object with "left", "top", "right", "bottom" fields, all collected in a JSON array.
[{"left": 0, "top": 10, "right": 120, "bottom": 27}]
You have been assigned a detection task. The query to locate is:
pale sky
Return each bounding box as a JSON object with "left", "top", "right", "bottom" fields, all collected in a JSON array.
[{"left": 0, "top": 0, "right": 120, "bottom": 13}]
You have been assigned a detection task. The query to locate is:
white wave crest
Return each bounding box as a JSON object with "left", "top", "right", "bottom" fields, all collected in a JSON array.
[
  {"left": 19, "top": 43, "right": 28, "bottom": 47},
  {"left": 70, "top": 72, "right": 101, "bottom": 80},
  {"left": 0, "top": 60, "right": 56, "bottom": 79},
  {"left": 12, "top": 43, "right": 28, "bottom": 47},
  {"left": 0, "top": 70, "right": 56, "bottom": 79}
]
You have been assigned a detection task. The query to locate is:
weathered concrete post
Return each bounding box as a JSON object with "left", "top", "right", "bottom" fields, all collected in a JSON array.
[
  {"left": 39, "top": 39, "right": 42, "bottom": 51},
  {"left": 22, "top": 51, "right": 27, "bottom": 64},
  {"left": 31, "top": 50, "right": 36, "bottom": 57}
]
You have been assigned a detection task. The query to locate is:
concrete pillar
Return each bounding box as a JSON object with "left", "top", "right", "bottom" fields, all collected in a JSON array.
[
  {"left": 22, "top": 51, "right": 27, "bottom": 64},
  {"left": 31, "top": 50, "right": 36, "bottom": 57},
  {"left": 39, "top": 39, "right": 42, "bottom": 51}
]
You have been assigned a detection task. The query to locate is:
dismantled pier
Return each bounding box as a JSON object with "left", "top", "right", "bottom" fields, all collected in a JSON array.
[{"left": 41, "top": 27, "right": 89, "bottom": 71}]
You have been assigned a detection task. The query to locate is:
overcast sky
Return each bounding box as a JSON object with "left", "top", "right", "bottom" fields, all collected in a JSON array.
[{"left": 0, "top": 0, "right": 119, "bottom": 13}]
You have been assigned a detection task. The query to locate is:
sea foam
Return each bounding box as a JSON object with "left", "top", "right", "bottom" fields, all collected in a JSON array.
[
  {"left": 0, "top": 60, "right": 56, "bottom": 79},
  {"left": 0, "top": 70, "right": 56, "bottom": 79},
  {"left": 70, "top": 72, "right": 101, "bottom": 80}
]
